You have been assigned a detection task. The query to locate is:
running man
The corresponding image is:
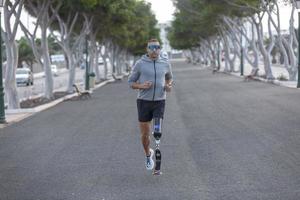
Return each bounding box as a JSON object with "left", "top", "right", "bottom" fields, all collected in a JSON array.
[{"left": 128, "top": 39, "right": 173, "bottom": 170}]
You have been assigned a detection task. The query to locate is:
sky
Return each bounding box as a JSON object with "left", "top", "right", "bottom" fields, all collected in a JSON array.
[{"left": 145, "top": 0, "right": 176, "bottom": 23}]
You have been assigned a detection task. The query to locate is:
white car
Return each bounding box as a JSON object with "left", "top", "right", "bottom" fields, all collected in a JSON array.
[
  {"left": 51, "top": 65, "right": 58, "bottom": 76},
  {"left": 16, "top": 68, "right": 34, "bottom": 86}
]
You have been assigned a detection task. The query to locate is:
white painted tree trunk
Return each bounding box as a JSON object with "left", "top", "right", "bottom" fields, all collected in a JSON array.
[
  {"left": 249, "top": 22, "right": 259, "bottom": 69},
  {"left": 18, "top": 19, "right": 44, "bottom": 72},
  {"left": 118, "top": 51, "right": 127, "bottom": 75},
  {"left": 290, "top": 4, "right": 298, "bottom": 48},
  {"left": 3, "top": 0, "right": 24, "bottom": 109},
  {"left": 287, "top": 5, "right": 298, "bottom": 80},
  {"left": 229, "top": 51, "right": 237, "bottom": 72},
  {"left": 202, "top": 48, "right": 209, "bottom": 65},
  {"left": 184, "top": 50, "right": 193, "bottom": 63},
  {"left": 108, "top": 46, "right": 114, "bottom": 74},
  {"left": 252, "top": 15, "right": 274, "bottom": 79},
  {"left": 3, "top": 40, "right": 19, "bottom": 109},
  {"left": 88, "top": 34, "right": 97, "bottom": 74},
  {"left": 202, "top": 39, "right": 215, "bottom": 67},
  {"left": 100, "top": 45, "right": 109, "bottom": 80},
  {"left": 205, "top": 39, "right": 217, "bottom": 67},
  {"left": 51, "top": 8, "right": 81, "bottom": 92},
  {"left": 265, "top": 1, "right": 297, "bottom": 80},
  {"left": 24, "top": 0, "right": 56, "bottom": 99},
  {"left": 223, "top": 17, "right": 258, "bottom": 70},
  {"left": 41, "top": 23, "right": 54, "bottom": 99},
  {"left": 115, "top": 46, "right": 123, "bottom": 76},
  {"left": 197, "top": 47, "right": 205, "bottom": 65},
  {"left": 226, "top": 35, "right": 236, "bottom": 72},
  {"left": 73, "top": 38, "right": 84, "bottom": 70},
  {"left": 94, "top": 44, "right": 101, "bottom": 82},
  {"left": 109, "top": 44, "right": 119, "bottom": 75},
  {"left": 190, "top": 49, "right": 198, "bottom": 64},
  {"left": 66, "top": 51, "right": 76, "bottom": 93},
  {"left": 222, "top": 34, "right": 230, "bottom": 72}
]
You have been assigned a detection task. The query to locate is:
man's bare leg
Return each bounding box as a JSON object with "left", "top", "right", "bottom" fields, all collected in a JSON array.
[{"left": 139, "top": 121, "right": 151, "bottom": 156}]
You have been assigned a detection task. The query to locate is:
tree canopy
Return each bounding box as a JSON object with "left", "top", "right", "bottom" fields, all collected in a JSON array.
[{"left": 168, "top": 0, "right": 260, "bottom": 50}]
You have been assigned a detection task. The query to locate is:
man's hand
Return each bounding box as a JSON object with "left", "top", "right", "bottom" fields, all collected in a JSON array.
[
  {"left": 139, "top": 81, "right": 152, "bottom": 89},
  {"left": 164, "top": 83, "right": 172, "bottom": 92},
  {"left": 131, "top": 81, "right": 152, "bottom": 90}
]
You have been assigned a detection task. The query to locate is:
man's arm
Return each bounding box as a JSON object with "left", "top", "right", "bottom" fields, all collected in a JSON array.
[
  {"left": 128, "top": 62, "right": 153, "bottom": 90},
  {"left": 165, "top": 63, "right": 173, "bottom": 92},
  {"left": 131, "top": 81, "right": 152, "bottom": 90},
  {"left": 128, "top": 62, "right": 140, "bottom": 88}
]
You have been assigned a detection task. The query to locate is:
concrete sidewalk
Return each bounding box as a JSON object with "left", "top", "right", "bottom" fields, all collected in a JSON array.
[{"left": 218, "top": 59, "right": 299, "bottom": 89}]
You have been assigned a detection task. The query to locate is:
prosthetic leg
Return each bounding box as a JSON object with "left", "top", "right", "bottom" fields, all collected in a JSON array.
[{"left": 153, "top": 118, "right": 162, "bottom": 175}]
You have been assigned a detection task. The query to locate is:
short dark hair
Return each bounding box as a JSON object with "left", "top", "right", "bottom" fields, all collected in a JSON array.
[{"left": 148, "top": 38, "right": 159, "bottom": 43}]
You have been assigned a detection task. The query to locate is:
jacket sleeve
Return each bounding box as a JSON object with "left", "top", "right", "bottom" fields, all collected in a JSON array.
[
  {"left": 128, "top": 61, "right": 140, "bottom": 87},
  {"left": 165, "top": 63, "right": 173, "bottom": 80}
]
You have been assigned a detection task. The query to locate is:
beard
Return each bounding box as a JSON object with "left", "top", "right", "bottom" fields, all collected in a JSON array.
[{"left": 148, "top": 51, "right": 159, "bottom": 59}]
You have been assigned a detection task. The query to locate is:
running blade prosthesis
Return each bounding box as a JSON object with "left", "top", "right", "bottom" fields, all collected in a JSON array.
[
  {"left": 153, "top": 142, "right": 162, "bottom": 175},
  {"left": 153, "top": 118, "right": 162, "bottom": 175}
]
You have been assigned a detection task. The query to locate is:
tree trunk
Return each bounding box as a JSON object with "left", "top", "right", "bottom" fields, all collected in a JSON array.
[
  {"left": 94, "top": 44, "right": 101, "bottom": 82},
  {"left": 252, "top": 16, "right": 274, "bottom": 79},
  {"left": 4, "top": 40, "right": 19, "bottom": 109},
  {"left": 3, "top": 0, "right": 24, "bottom": 109},
  {"left": 267, "top": 1, "right": 297, "bottom": 81},
  {"left": 227, "top": 35, "right": 236, "bottom": 72},
  {"left": 66, "top": 50, "right": 76, "bottom": 93},
  {"left": 88, "top": 34, "right": 96, "bottom": 74},
  {"left": 100, "top": 46, "right": 109, "bottom": 80},
  {"left": 41, "top": 23, "right": 54, "bottom": 99},
  {"left": 250, "top": 22, "right": 259, "bottom": 69}
]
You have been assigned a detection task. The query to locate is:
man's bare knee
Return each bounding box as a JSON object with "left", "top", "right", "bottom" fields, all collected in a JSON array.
[{"left": 139, "top": 122, "right": 151, "bottom": 135}]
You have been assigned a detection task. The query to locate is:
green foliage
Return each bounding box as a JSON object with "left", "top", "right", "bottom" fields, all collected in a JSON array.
[
  {"left": 48, "top": 35, "right": 61, "bottom": 55},
  {"left": 24, "top": 0, "right": 160, "bottom": 57},
  {"left": 95, "top": 0, "right": 160, "bottom": 56},
  {"left": 80, "top": 0, "right": 99, "bottom": 8},
  {"left": 169, "top": 0, "right": 260, "bottom": 50},
  {"left": 125, "top": 1, "right": 160, "bottom": 56},
  {"left": 18, "top": 37, "right": 35, "bottom": 68}
]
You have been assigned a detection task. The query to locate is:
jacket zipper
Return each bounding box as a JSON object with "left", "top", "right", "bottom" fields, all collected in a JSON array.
[{"left": 152, "top": 60, "right": 156, "bottom": 101}]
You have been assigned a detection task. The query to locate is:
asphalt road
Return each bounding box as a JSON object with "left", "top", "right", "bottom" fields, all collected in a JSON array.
[{"left": 1, "top": 60, "right": 300, "bottom": 199}]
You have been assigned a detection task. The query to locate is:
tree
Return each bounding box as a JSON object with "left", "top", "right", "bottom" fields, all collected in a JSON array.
[
  {"left": 50, "top": 0, "right": 85, "bottom": 92},
  {"left": 22, "top": 0, "right": 63, "bottom": 99},
  {"left": 18, "top": 37, "right": 35, "bottom": 70},
  {"left": 2, "top": 0, "right": 24, "bottom": 109}
]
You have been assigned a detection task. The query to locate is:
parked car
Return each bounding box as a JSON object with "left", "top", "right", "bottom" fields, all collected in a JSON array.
[
  {"left": 51, "top": 65, "right": 58, "bottom": 76},
  {"left": 16, "top": 68, "right": 33, "bottom": 86}
]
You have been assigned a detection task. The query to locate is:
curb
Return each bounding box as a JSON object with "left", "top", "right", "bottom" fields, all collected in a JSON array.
[
  {"left": 1, "top": 78, "right": 118, "bottom": 129},
  {"left": 214, "top": 68, "right": 298, "bottom": 89},
  {"left": 253, "top": 78, "right": 298, "bottom": 89}
]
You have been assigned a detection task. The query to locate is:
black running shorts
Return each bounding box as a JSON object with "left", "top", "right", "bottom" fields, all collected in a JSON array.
[{"left": 136, "top": 99, "right": 165, "bottom": 122}]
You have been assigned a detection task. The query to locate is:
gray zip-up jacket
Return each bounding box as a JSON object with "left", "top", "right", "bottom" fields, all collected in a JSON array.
[{"left": 128, "top": 54, "right": 173, "bottom": 101}]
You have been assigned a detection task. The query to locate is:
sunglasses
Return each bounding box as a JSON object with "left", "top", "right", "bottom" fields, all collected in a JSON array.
[{"left": 148, "top": 45, "right": 161, "bottom": 51}]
